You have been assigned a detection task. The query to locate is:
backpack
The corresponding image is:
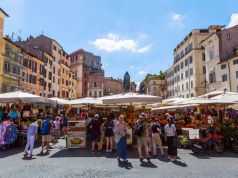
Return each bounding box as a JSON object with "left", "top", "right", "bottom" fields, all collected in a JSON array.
[
  {"left": 41, "top": 120, "right": 50, "bottom": 135},
  {"left": 134, "top": 121, "right": 144, "bottom": 136}
]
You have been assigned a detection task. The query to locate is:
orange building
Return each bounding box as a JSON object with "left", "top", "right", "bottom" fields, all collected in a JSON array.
[{"left": 20, "top": 50, "right": 44, "bottom": 95}]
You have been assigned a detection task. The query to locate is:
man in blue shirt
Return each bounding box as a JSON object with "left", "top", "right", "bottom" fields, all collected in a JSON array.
[{"left": 24, "top": 120, "right": 41, "bottom": 157}]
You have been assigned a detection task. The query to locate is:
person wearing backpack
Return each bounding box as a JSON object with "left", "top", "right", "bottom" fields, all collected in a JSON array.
[
  {"left": 41, "top": 115, "right": 52, "bottom": 153},
  {"left": 151, "top": 118, "right": 164, "bottom": 157},
  {"left": 135, "top": 113, "right": 150, "bottom": 162}
]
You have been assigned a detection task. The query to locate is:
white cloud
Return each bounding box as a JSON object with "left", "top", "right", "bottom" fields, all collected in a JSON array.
[
  {"left": 227, "top": 13, "right": 238, "bottom": 28},
  {"left": 171, "top": 13, "right": 186, "bottom": 26},
  {"left": 138, "top": 70, "right": 148, "bottom": 76},
  {"left": 90, "top": 33, "right": 151, "bottom": 53}
]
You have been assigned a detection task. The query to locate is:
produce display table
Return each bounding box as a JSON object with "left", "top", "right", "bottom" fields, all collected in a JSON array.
[{"left": 66, "top": 121, "right": 86, "bottom": 148}]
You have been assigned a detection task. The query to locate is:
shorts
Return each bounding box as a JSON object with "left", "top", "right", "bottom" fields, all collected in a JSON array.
[
  {"left": 53, "top": 129, "right": 60, "bottom": 137},
  {"left": 91, "top": 134, "right": 100, "bottom": 142},
  {"left": 137, "top": 137, "right": 148, "bottom": 147},
  {"left": 42, "top": 135, "right": 52, "bottom": 142}
]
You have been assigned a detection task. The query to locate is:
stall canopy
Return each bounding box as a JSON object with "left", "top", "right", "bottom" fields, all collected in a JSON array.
[
  {"left": 0, "top": 91, "right": 55, "bottom": 104},
  {"left": 101, "top": 93, "right": 162, "bottom": 105},
  {"left": 69, "top": 97, "right": 103, "bottom": 105},
  {"left": 198, "top": 91, "right": 237, "bottom": 98},
  {"left": 177, "top": 97, "right": 238, "bottom": 105},
  {"left": 49, "top": 97, "right": 70, "bottom": 105},
  {"left": 151, "top": 104, "right": 198, "bottom": 111},
  {"left": 210, "top": 92, "right": 238, "bottom": 103}
]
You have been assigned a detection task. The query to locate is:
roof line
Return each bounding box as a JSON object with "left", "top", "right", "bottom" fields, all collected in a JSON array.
[{"left": 0, "top": 8, "right": 9, "bottom": 17}]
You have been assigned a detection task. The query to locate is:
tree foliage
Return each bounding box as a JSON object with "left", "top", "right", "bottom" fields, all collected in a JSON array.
[{"left": 139, "top": 71, "right": 167, "bottom": 93}]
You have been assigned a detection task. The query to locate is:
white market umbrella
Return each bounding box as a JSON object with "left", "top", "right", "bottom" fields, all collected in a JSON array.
[
  {"left": 0, "top": 91, "right": 54, "bottom": 104},
  {"left": 198, "top": 91, "right": 237, "bottom": 98},
  {"left": 179, "top": 97, "right": 237, "bottom": 105},
  {"left": 210, "top": 93, "right": 238, "bottom": 103},
  {"left": 101, "top": 93, "right": 162, "bottom": 105},
  {"left": 151, "top": 104, "right": 198, "bottom": 111},
  {"left": 69, "top": 97, "right": 103, "bottom": 105},
  {"left": 49, "top": 97, "right": 70, "bottom": 105}
]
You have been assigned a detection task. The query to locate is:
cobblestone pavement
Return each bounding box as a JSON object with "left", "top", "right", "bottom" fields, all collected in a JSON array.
[{"left": 0, "top": 139, "right": 238, "bottom": 178}]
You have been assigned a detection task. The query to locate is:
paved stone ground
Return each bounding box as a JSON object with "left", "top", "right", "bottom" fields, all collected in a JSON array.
[{"left": 0, "top": 139, "right": 238, "bottom": 178}]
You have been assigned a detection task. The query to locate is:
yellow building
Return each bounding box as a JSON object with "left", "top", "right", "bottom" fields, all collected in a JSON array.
[{"left": 0, "top": 37, "right": 25, "bottom": 93}]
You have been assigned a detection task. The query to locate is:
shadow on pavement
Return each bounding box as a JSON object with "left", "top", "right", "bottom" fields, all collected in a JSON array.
[
  {"left": 36, "top": 151, "right": 50, "bottom": 156},
  {"left": 140, "top": 160, "right": 157, "bottom": 168},
  {"left": 189, "top": 151, "right": 238, "bottom": 159},
  {"left": 172, "top": 160, "right": 188, "bottom": 167},
  {"left": 22, "top": 156, "right": 37, "bottom": 160}
]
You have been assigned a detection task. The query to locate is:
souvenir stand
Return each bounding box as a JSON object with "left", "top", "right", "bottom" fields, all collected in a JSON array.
[{"left": 0, "top": 91, "right": 55, "bottom": 149}]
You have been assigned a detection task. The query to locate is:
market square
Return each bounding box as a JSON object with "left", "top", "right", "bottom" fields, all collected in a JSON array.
[{"left": 1, "top": 1, "right": 238, "bottom": 178}]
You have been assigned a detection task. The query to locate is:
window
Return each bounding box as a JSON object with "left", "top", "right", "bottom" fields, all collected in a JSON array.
[
  {"left": 66, "top": 80, "right": 68, "bottom": 86},
  {"left": 63, "top": 68, "right": 65, "bottom": 73},
  {"left": 89, "top": 91, "right": 92, "bottom": 97},
  {"left": 185, "top": 59, "right": 188, "bottom": 66},
  {"left": 209, "top": 72, "right": 216, "bottom": 83},
  {"left": 209, "top": 46, "right": 214, "bottom": 60},
  {"left": 58, "top": 69, "right": 60, "bottom": 75},
  {"left": 69, "top": 73, "right": 71, "bottom": 78},
  {"left": 182, "top": 84, "right": 184, "bottom": 91},
  {"left": 94, "top": 82, "right": 97, "bottom": 87},
  {"left": 189, "top": 56, "right": 193, "bottom": 64},
  {"left": 233, "top": 59, "right": 238, "bottom": 65},
  {"left": 53, "top": 76, "right": 55, "bottom": 83},
  {"left": 236, "top": 71, "right": 238, "bottom": 79},
  {"left": 190, "top": 68, "right": 193, "bottom": 75},
  {"left": 185, "top": 70, "right": 188, "bottom": 78},
  {"left": 191, "top": 81, "right": 193, "bottom": 88},
  {"left": 53, "top": 45, "right": 57, "bottom": 51},
  {"left": 53, "top": 90, "right": 55, "bottom": 97},
  {"left": 94, "top": 91, "right": 97, "bottom": 97},
  {"left": 180, "top": 62, "right": 184, "bottom": 69},
  {"left": 186, "top": 82, "right": 188, "bottom": 89},
  {"left": 62, "top": 91, "right": 65, "bottom": 97},
  {"left": 202, "top": 53, "right": 206, "bottom": 61},
  {"left": 58, "top": 49, "right": 61, "bottom": 55},
  {"left": 203, "top": 66, "right": 206, "bottom": 74},
  {"left": 222, "top": 74, "right": 228, "bottom": 82},
  {"left": 191, "top": 93, "right": 194, "bottom": 97},
  {"left": 66, "top": 91, "right": 69, "bottom": 98},
  {"left": 227, "top": 33, "right": 231, "bottom": 40},
  {"left": 99, "top": 91, "right": 102, "bottom": 97},
  {"left": 181, "top": 73, "right": 183, "bottom": 80},
  {"left": 221, "top": 64, "right": 226, "bottom": 69},
  {"left": 62, "top": 79, "right": 64, "bottom": 84},
  {"left": 48, "top": 72, "right": 52, "bottom": 80},
  {"left": 53, "top": 67, "right": 55, "bottom": 74}
]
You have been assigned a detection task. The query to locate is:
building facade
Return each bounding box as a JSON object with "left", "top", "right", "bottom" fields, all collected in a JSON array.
[
  {"left": 167, "top": 27, "right": 219, "bottom": 98},
  {"left": 20, "top": 50, "right": 44, "bottom": 95},
  {"left": 70, "top": 49, "right": 104, "bottom": 98},
  {"left": 104, "top": 77, "right": 123, "bottom": 96},
  {"left": 202, "top": 25, "right": 238, "bottom": 93},
  {"left": 130, "top": 82, "right": 137, "bottom": 93},
  {"left": 146, "top": 78, "right": 167, "bottom": 98},
  {"left": 166, "top": 66, "right": 175, "bottom": 98}
]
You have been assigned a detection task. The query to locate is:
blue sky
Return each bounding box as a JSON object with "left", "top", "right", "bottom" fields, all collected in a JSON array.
[{"left": 1, "top": 0, "right": 238, "bottom": 86}]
